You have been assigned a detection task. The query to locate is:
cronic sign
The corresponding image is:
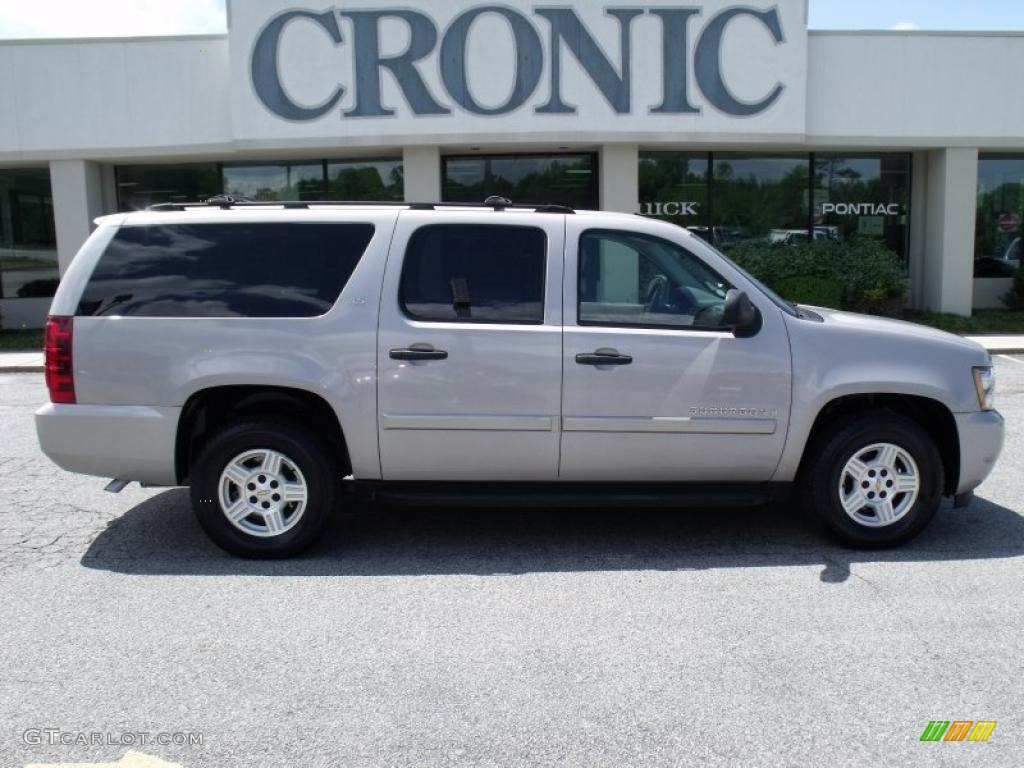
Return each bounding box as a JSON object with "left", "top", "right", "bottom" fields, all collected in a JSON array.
[{"left": 250, "top": 5, "right": 790, "bottom": 121}]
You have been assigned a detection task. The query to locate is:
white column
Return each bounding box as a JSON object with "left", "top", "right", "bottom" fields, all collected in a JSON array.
[
  {"left": 600, "top": 144, "right": 639, "bottom": 213},
  {"left": 402, "top": 146, "right": 441, "bottom": 203},
  {"left": 922, "top": 147, "right": 978, "bottom": 316},
  {"left": 907, "top": 151, "right": 929, "bottom": 309},
  {"left": 99, "top": 163, "right": 119, "bottom": 212},
  {"left": 49, "top": 159, "right": 104, "bottom": 274}
]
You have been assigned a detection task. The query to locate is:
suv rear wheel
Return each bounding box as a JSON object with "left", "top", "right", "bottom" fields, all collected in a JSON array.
[
  {"left": 802, "top": 411, "right": 944, "bottom": 548},
  {"left": 189, "top": 420, "right": 338, "bottom": 558}
]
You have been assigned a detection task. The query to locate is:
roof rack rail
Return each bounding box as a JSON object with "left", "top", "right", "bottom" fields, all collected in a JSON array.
[{"left": 146, "top": 198, "right": 575, "bottom": 214}]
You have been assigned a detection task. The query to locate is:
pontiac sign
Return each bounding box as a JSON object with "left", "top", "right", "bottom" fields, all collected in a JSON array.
[
  {"left": 230, "top": 0, "right": 808, "bottom": 142},
  {"left": 821, "top": 203, "right": 903, "bottom": 216}
]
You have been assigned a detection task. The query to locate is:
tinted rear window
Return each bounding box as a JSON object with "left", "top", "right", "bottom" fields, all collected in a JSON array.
[
  {"left": 399, "top": 224, "right": 546, "bottom": 324},
  {"left": 77, "top": 222, "right": 374, "bottom": 318}
]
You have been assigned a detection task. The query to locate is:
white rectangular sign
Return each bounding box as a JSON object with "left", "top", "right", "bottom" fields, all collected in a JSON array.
[{"left": 229, "top": 0, "right": 808, "bottom": 145}]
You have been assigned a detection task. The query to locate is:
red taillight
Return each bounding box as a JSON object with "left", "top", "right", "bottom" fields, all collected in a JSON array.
[{"left": 44, "top": 315, "right": 75, "bottom": 404}]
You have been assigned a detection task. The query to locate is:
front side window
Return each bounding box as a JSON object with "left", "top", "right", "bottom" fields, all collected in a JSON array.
[
  {"left": 638, "top": 152, "right": 710, "bottom": 232},
  {"left": 442, "top": 154, "right": 598, "bottom": 209},
  {"left": 639, "top": 152, "right": 914, "bottom": 263},
  {"left": 327, "top": 159, "right": 403, "bottom": 201},
  {"left": 578, "top": 230, "right": 731, "bottom": 330},
  {"left": 116, "top": 164, "right": 221, "bottom": 211},
  {"left": 223, "top": 163, "right": 325, "bottom": 202},
  {"left": 813, "top": 154, "right": 911, "bottom": 261},
  {"left": 711, "top": 154, "right": 810, "bottom": 251},
  {"left": 976, "top": 155, "right": 1024, "bottom": 278},
  {"left": 0, "top": 167, "right": 59, "bottom": 300},
  {"left": 400, "top": 225, "right": 546, "bottom": 324},
  {"left": 77, "top": 222, "right": 374, "bottom": 318},
  {"left": 116, "top": 158, "right": 405, "bottom": 211}
]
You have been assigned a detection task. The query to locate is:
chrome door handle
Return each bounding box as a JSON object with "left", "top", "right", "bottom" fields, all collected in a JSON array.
[
  {"left": 575, "top": 350, "right": 632, "bottom": 366},
  {"left": 389, "top": 348, "right": 448, "bottom": 361}
]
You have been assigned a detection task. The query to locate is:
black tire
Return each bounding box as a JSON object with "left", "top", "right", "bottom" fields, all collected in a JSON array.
[
  {"left": 189, "top": 419, "right": 339, "bottom": 558},
  {"left": 801, "top": 410, "right": 944, "bottom": 548}
]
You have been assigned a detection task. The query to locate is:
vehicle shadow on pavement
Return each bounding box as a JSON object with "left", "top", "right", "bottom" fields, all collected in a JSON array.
[{"left": 80, "top": 488, "right": 1024, "bottom": 583}]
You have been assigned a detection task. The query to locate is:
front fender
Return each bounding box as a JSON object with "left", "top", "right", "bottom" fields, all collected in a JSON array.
[{"left": 773, "top": 312, "right": 985, "bottom": 482}]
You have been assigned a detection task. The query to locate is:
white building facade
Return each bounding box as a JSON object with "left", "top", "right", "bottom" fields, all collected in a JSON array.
[{"left": 1, "top": 0, "right": 1023, "bottom": 326}]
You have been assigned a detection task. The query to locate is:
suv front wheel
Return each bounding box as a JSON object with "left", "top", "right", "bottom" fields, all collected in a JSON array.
[
  {"left": 189, "top": 420, "right": 338, "bottom": 558},
  {"left": 803, "top": 411, "right": 944, "bottom": 548}
]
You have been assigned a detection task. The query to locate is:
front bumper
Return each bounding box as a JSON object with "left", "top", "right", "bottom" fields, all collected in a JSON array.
[
  {"left": 35, "top": 402, "right": 181, "bottom": 486},
  {"left": 954, "top": 410, "right": 1004, "bottom": 495}
]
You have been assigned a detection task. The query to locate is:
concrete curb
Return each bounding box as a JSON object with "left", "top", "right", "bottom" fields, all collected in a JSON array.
[
  {"left": 0, "top": 349, "right": 43, "bottom": 374},
  {"left": 0, "top": 355, "right": 43, "bottom": 373},
  {"left": 963, "top": 336, "right": 1024, "bottom": 355}
]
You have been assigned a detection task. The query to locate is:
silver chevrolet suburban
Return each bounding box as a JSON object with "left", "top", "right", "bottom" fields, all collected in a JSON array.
[{"left": 35, "top": 199, "right": 1004, "bottom": 557}]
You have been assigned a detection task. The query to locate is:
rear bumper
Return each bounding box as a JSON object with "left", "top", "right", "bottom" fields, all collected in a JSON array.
[
  {"left": 954, "top": 410, "right": 1004, "bottom": 495},
  {"left": 35, "top": 402, "right": 180, "bottom": 486}
]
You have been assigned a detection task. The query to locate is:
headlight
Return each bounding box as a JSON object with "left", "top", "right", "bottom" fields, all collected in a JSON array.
[{"left": 973, "top": 366, "right": 995, "bottom": 411}]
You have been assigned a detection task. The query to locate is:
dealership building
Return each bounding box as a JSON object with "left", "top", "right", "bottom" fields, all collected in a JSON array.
[{"left": 1, "top": 0, "right": 1023, "bottom": 327}]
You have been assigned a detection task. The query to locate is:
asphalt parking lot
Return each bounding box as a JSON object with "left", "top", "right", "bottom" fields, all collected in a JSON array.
[{"left": 1, "top": 358, "right": 1022, "bottom": 767}]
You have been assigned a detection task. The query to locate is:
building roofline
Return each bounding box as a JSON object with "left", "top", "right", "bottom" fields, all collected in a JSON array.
[
  {"left": 1, "top": 28, "right": 1021, "bottom": 47},
  {"left": 809, "top": 29, "right": 1024, "bottom": 38},
  {"left": 0, "top": 33, "right": 227, "bottom": 46}
]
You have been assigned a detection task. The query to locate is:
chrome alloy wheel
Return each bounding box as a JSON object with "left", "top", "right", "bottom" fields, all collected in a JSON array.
[
  {"left": 837, "top": 442, "right": 920, "bottom": 528},
  {"left": 217, "top": 449, "right": 308, "bottom": 537}
]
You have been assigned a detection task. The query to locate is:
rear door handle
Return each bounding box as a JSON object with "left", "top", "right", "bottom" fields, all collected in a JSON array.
[
  {"left": 389, "top": 347, "right": 449, "bottom": 361},
  {"left": 575, "top": 350, "right": 632, "bottom": 366}
]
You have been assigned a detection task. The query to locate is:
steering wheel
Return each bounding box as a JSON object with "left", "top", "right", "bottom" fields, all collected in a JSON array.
[{"left": 644, "top": 275, "right": 670, "bottom": 312}]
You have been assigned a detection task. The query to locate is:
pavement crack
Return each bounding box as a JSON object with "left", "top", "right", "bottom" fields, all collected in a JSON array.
[{"left": 839, "top": 559, "right": 947, "bottom": 665}]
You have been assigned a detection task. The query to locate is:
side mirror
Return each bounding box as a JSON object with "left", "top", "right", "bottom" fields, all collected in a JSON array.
[{"left": 721, "top": 289, "right": 759, "bottom": 333}]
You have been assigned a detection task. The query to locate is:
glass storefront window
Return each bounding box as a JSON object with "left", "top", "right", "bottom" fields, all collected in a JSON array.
[
  {"left": 0, "top": 168, "right": 59, "bottom": 301},
  {"left": 442, "top": 153, "right": 598, "bottom": 209},
  {"left": 711, "top": 154, "right": 810, "bottom": 250},
  {"left": 223, "top": 163, "right": 325, "bottom": 201},
  {"left": 640, "top": 151, "right": 912, "bottom": 262},
  {"left": 638, "top": 152, "right": 710, "bottom": 233},
  {"left": 117, "top": 158, "right": 404, "bottom": 211},
  {"left": 327, "top": 158, "right": 403, "bottom": 201},
  {"left": 814, "top": 154, "right": 910, "bottom": 260},
  {"left": 116, "top": 163, "right": 221, "bottom": 211},
  {"left": 976, "top": 156, "right": 1024, "bottom": 278}
]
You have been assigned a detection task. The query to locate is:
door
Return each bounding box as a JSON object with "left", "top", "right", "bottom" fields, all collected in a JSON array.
[
  {"left": 377, "top": 211, "right": 564, "bottom": 480},
  {"left": 559, "top": 220, "right": 792, "bottom": 482}
]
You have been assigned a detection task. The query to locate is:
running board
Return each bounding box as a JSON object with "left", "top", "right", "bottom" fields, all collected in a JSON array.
[
  {"left": 953, "top": 490, "right": 974, "bottom": 509},
  {"left": 104, "top": 478, "right": 130, "bottom": 493},
  {"left": 357, "top": 481, "right": 791, "bottom": 509}
]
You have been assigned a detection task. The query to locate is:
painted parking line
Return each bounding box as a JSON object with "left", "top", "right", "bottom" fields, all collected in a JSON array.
[
  {"left": 25, "top": 751, "right": 180, "bottom": 768},
  {"left": 997, "top": 354, "right": 1024, "bottom": 365}
]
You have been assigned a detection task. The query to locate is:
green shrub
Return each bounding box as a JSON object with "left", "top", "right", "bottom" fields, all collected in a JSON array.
[
  {"left": 772, "top": 276, "right": 843, "bottom": 309},
  {"left": 729, "top": 239, "right": 908, "bottom": 316},
  {"left": 1001, "top": 265, "right": 1024, "bottom": 309},
  {"left": 16, "top": 277, "right": 60, "bottom": 299}
]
